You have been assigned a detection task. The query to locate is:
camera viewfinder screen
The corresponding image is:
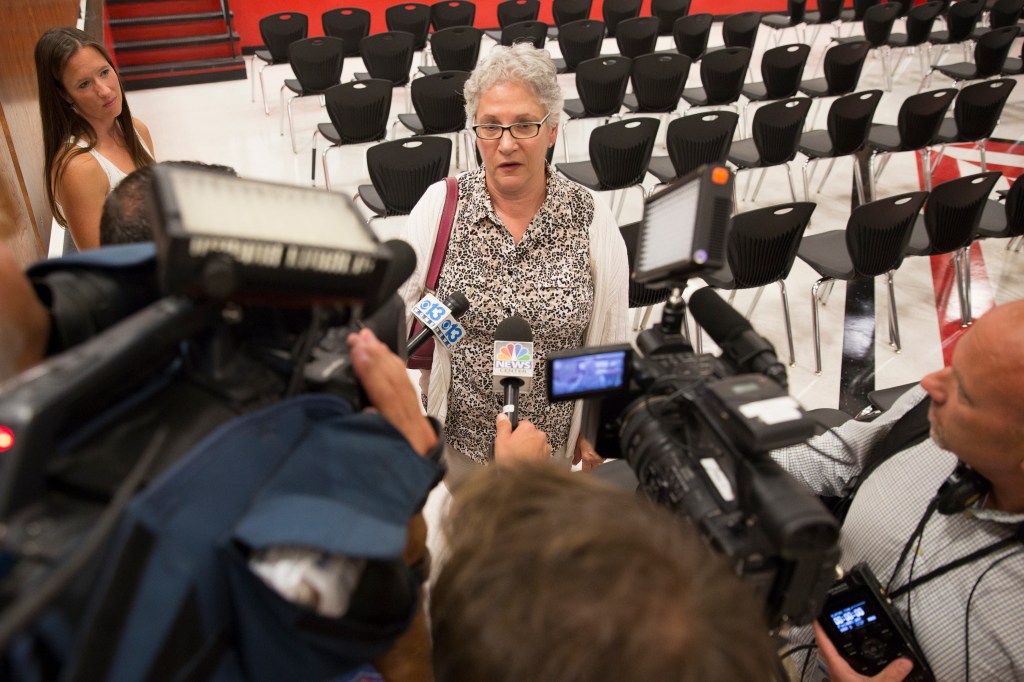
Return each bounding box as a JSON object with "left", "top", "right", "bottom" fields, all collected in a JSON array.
[
  {"left": 550, "top": 350, "right": 628, "bottom": 399},
  {"left": 829, "top": 601, "right": 878, "bottom": 634}
]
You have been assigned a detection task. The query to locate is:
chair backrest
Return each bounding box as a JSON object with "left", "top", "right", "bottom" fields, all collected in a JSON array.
[
  {"left": 615, "top": 16, "right": 661, "bottom": 58},
  {"left": 973, "top": 25, "right": 1021, "bottom": 77},
  {"left": 497, "top": 0, "right": 540, "bottom": 27},
  {"left": 553, "top": 0, "right": 594, "bottom": 26},
  {"left": 619, "top": 221, "right": 672, "bottom": 306},
  {"left": 850, "top": 0, "right": 881, "bottom": 21},
  {"left": 751, "top": 97, "right": 813, "bottom": 165},
  {"left": 588, "top": 117, "right": 660, "bottom": 189},
  {"left": 673, "top": 13, "right": 713, "bottom": 60},
  {"left": 367, "top": 137, "right": 453, "bottom": 215},
  {"left": 895, "top": 88, "right": 958, "bottom": 151},
  {"left": 889, "top": 0, "right": 913, "bottom": 17},
  {"left": 324, "top": 79, "right": 394, "bottom": 144},
  {"left": 727, "top": 202, "right": 816, "bottom": 287},
  {"left": 322, "top": 8, "right": 370, "bottom": 58},
  {"left": 861, "top": 2, "right": 901, "bottom": 46},
  {"left": 602, "top": 0, "right": 643, "bottom": 36},
  {"left": 923, "top": 172, "right": 1002, "bottom": 253},
  {"left": 901, "top": 1, "right": 943, "bottom": 46},
  {"left": 821, "top": 40, "right": 871, "bottom": 96},
  {"left": 666, "top": 110, "right": 738, "bottom": 178},
  {"left": 846, "top": 191, "right": 928, "bottom": 277},
  {"left": 775, "top": 0, "right": 808, "bottom": 26},
  {"left": 385, "top": 3, "right": 431, "bottom": 50},
  {"left": 410, "top": 70, "right": 469, "bottom": 133},
  {"left": 815, "top": 0, "right": 844, "bottom": 23},
  {"left": 287, "top": 37, "right": 346, "bottom": 93},
  {"left": 651, "top": 0, "right": 691, "bottom": 35},
  {"left": 1004, "top": 174, "right": 1024, "bottom": 238},
  {"left": 759, "top": 43, "right": 811, "bottom": 99},
  {"left": 360, "top": 31, "right": 417, "bottom": 85},
  {"left": 429, "top": 26, "right": 483, "bottom": 71},
  {"left": 990, "top": 0, "right": 1024, "bottom": 28},
  {"left": 630, "top": 52, "right": 691, "bottom": 112},
  {"left": 952, "top": 78, "right": 1016, "bottom": 141},
  {"left": 698, "top": 47, "right": 752, "bottom": 105},
  {"left": 501, "top": 19, "right": 549, "bottom": 47},
  {"left": 723, "top": 11, "right": 762, "bottom": 49},
  {"left": 558, "top": 19, "right": 607, "bottom": 71},
  {"left": 944, "top": 0, "right": 985, "bottom": 43},
  {"left": 430, "top": 0, "right": 476, "bottom": 30},
  {"left": 826, "top": 89, "right": 883, "bottom": 156},
  {"left": 574, "top": 55, "right": 633, "bottom": 115},
  {"left": 259, "top": 12, "right": 309, "bottom": 62}
]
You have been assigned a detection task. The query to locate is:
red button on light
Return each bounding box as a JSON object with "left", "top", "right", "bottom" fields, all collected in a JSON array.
[{"left": 0, "top": 426, "right": 14, "bottom": 453}]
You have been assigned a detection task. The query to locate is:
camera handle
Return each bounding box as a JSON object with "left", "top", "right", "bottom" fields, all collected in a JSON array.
[{"left": 658, "top": 288, "right": 688, "bottom": 337}]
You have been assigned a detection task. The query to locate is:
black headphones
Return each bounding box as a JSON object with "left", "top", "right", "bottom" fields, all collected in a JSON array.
[{"left": 936, "top": 463, "right": 992, "bottom": 515}]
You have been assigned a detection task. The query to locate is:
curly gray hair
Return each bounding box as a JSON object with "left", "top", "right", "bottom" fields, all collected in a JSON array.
[{"left": 463, "top": 43, "right": 563, "bottom": 127}]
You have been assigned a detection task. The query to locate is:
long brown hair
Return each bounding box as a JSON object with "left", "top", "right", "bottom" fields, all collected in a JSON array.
[{"left": 34, "top": 27, "right": 153, "bottom": 228}]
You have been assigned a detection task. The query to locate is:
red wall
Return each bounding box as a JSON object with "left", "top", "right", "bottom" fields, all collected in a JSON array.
[{"left": 232, "top": 0, "right": 842, "bottom": 51}]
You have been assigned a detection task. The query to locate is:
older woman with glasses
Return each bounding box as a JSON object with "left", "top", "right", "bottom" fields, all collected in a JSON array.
[{"left": 398, "top": 44, "right": 628, "bottom": 486}]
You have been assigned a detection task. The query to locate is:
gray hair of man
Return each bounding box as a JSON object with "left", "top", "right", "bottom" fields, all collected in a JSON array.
[{"left": 463, "top": 43, "right": 563, "bottom": 128}]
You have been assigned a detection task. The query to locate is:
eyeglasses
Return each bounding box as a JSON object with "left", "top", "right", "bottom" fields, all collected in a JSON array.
[{"left": 472, "top": 113, "right": 551, "bottom": 140}]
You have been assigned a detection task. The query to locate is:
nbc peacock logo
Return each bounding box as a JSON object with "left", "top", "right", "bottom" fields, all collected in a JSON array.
[{"left": 497, "top": 343, "right": 532, "bottom": 363}]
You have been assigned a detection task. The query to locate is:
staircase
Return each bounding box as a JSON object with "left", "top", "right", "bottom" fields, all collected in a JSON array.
[{"left": 108, "top": 0, "right": 246, "bottom": 91}]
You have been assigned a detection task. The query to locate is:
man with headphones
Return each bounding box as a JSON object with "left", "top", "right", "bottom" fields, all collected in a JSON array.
[{"left": 773, "top": 300, "right": 1024, "bottom": 682}]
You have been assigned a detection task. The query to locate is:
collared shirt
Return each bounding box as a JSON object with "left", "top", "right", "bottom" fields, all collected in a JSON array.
[{"left": 434, "top": 164, "right": 596, "bottom": 463}]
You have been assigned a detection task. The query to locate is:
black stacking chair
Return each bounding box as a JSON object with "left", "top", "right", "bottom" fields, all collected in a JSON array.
[
  {"left": 651, "top": 0, "right": 691, "bottom": 36},
  {"left": 279, "top": 37, "right": 345, "bottom": 153},
  {"left": 313, "top": 79, "right": 392, "bottom": 189},
  {"left": 889, "top": 0, "right": 914, "bottom": 18},
  {"left": 253, "top": 12, "right": 308, "bottom": 114},
  {"left": 839, "top": 0, "right": 881, "bottom": 27},
  {"left": 614, "top": 16, "right": 661, "bottom": 58},
  {"left": 602, "top": 0, "right": 642, "bottom": 37},
  {"left": 761, "top": 0, "right": 808, "bottom": 46},
  {"left": 922, "top": 25, "right": 1020, "bottom": 90},
  {"left": 865, "top": 87, "right": 957, "bottom": 193},
  {"left": 886, "top": 1, "right": 943, "bottom": 84},
  {"left": 500, "top": 19, "right": 548, "bottom": 47},
  {"left": 322, "top": 8, "right": 370, "bottom": 58},
  {"left": 485, "top": 0, "right": 541, "bottom": 40},
  {"left": 561, "top": 55, "right": 633, "bottom": 161},
  {"left": 701, "top": 201, "right": 817, "bottom": 366},
  {"left": 798, "top": 89, "right": 883, "bottom": 202},
  {"left": 722, "top": 11, "right": 763, "bottom": 51},
  {"left": 357, "top": 136, "right": 453, "bottom": 222},
  {"left": 796, "top": 191, "right": 929, "bottom": 374},
  {"left": 799, "top": 39, "right": 871, "bottom": 127},
  {"left": 934, "top": 78, "right": 1016, "bottom": 172},
  {"left": 741, "top": 43, "right": 811, "bottom": 129},
  {"left": 419, "top": 26, "right": 482, "bottom": 75},
  {"left": 386, "top": 2, "right": 431, "bottom": 54},
  {"left": 620, "top": 221, "right": 673, "bottom": 330},
  {"left": 681, "top": 47, "right": 752, "bottom": 113},
  {"left": 673, "top": 13, "right": 713, "bottom": 61},
  {"left": 728, "top": 97, "right": 813, "bottom": 204},
  {"left": 395, "top": 71, "right": 471, "bottom": 169},
  {"left": 904, "top": 172, "right": 1002, "bottom": 326},
  {"left": 974, "top": 173, "right": 1024, "bottom": 252},
  {"left": 552, "top": 0, "right": 594, "bottom": 30},
  {"left": 831, "top": 2, "right": 901, "bottom": 90},
  {"left": 927, "top": 0, "right": 985, "bottom": 65},
  {"left": 973, "top": 0, "right": 1024, "bottom": 39},
  {"left": 555, "top": 117, "right": 660, "bottom": 220},
  {"left": 430, "top": 0, "right": 476, "bottom": 30},
  {"left": 623, "top": 52, "right": 691, "bottom": 118},
  {"left": 804, "top": 0, "right": 844, "bottom": 42},
  {"left": 648, "top": 110, "right": 738, "bottom": 185},
  {"left": 1002, "top": 37, "right": 1024, "bottom": 75},
  {"left": 555, "top": 19, "right": 606, "bottom": 73},
  {"left": 357, "top": 31, "right": 417, "bottom": 86}
]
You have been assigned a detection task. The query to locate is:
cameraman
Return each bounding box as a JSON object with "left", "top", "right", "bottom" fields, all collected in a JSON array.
[{"left": 772, "top": 301, "right": 1024, "bottom": 681}]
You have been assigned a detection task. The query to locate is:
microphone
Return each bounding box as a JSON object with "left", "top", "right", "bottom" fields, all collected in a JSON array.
[
  {"left": 492, "top": 315, "right": 534, "bottom": 430},
  {"left": 688, "top": 287, "right": 788, "bottom": 388},
  {"left": 364, "top": 239, "right": 418, "bottom": 317},
  {"left": 406, "top": 291, "right": 471, "bottom": 355}
]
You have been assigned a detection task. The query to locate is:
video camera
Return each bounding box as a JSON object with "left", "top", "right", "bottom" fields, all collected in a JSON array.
[{"left": 548, "top": 166, "right": 840, "bottom": 630}]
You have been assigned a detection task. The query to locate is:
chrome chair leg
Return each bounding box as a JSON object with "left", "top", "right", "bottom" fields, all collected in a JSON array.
[
  {"left": 751, "top": 168, "right": 768, "bottom": 202},
  {"left": 816, "top": 157, "right": 836, "bottom": 194},
  {"left": 886, "top": 270, "right": 901, "bottom": 351},
  {"left": 786, "top": 164, "right": 798, "bottom": 203},
  {"left": 778, "top": 279, "right": 796, "bottom": 367},
  {"left": 323, "top": 145, "right": 335, "bottom": 191},
  {"left": 811, "top": 276, "right": 830, "bottom": 375}
]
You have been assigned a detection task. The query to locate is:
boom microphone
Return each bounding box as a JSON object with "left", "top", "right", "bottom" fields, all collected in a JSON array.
[
  {"left": 688, "top": 287, "right": 788, "bottom": 388},
  {"left": 406, "top": 292, "right": 471, "bottom": 356},
  {"left": 492, "top": 315, "right": 534, "bottom": 430}
]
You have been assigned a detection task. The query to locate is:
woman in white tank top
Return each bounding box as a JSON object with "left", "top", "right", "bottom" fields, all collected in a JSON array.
[{"left": 35, "top": 27, "right": 156, "bottom": 251}]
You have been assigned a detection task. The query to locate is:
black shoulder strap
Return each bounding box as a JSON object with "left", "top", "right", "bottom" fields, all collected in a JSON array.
[{"left": 832, "top": 396, "right": 933, "bottom": 523}]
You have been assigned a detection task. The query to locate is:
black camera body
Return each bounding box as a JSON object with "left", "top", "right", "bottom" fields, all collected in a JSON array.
[{"left": 819, "top": 563, "right": 935, "bottom": 681}]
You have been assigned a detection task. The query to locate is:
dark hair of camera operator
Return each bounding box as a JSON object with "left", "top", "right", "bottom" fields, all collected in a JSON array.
[
  {"left": 35, "top": 27, "right": 155, "bottom": 251},
  {"left": 430, "top": 464, "right": 778, "bottom": 682},
  {"left": 99, "top": 161, "right": 238, "bottom": 246},
  {"left": 773, "top": 300, "right": 1024, "bottom": 681}
]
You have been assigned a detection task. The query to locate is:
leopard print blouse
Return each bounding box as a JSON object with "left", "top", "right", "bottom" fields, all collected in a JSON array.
[{"left": 434, "top": 165, "right": 595, "bottom": 464}]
